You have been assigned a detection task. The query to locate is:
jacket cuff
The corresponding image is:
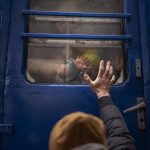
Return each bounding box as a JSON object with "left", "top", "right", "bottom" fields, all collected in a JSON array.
[{"left": 98, "top": 96, "right": 114, "bottom": 109}]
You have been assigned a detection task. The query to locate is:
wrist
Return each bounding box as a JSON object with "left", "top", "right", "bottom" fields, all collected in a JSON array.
[{"left": 96, "top": 91, "right": 110, "bottom": 99}]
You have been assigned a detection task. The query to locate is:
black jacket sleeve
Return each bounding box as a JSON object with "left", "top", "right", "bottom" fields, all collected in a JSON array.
[{"left": 99, "top": 96, "right": 136, "bottom": 150}]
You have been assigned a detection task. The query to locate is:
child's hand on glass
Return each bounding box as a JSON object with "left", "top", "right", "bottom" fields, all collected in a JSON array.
[{"left": 75, "top": 56, "right": 89, "bottom": 70}]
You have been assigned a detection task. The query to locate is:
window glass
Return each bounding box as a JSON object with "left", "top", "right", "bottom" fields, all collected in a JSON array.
[
  {"left": 27, "top": 38, "right": 124, "bottom": 84},
  {"left": 29, "top": 0, "right": 123, "bottom": 13},
  {"left": 29, "top": 16, "right": 123, "bottom": 35},
  {"left": 26, "top": 0, "right": 125, "bottom": 84}
]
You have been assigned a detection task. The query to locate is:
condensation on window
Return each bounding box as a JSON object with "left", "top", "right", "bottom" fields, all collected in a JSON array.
[
  {"left": 29, "top": 16, "right": 123, "bottom": 35},
  {"left": 26, "top": 0, "right": 125, "bottom": 84},
  {"left": 26, "top": 38, "right": 125, "bottom": 84},
  {"left": 29, "top": 0, "right": 123, "bottom": 13}
]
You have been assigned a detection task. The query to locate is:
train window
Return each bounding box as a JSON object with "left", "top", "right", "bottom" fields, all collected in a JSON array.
[
  {"left": 26, "top": 0, "right": 125, "bottom": 84},
  {"left": 27, "top": 38, "right": 124, "bottom": 84}
]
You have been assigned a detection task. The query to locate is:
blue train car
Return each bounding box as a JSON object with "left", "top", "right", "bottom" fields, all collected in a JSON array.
[{"left": 0, "top": 0, "right": 150, "bottom": 150}]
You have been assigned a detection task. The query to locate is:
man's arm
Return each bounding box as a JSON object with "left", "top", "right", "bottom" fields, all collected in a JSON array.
[
  {"left": 84, "top": 60, "right": 136, "bottom": 150},
  {"left": 99, "top": 96, "right": 136, "bottom": 150}
]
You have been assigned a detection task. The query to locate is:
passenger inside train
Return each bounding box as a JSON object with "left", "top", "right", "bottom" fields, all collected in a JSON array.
[
  {"left": 55, "top": 56, "right": 90, "bottom": 84},
  {"left": 26, "top": 44, "right": 124, "bottom": 85},
  {"left": 55, "top": 54, "right": 122, "bottom": 84}
]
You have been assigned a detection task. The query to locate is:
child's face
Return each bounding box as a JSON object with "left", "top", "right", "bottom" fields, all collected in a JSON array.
[{"left": 57, "top": 64, "right": 66, "bottom": 77}]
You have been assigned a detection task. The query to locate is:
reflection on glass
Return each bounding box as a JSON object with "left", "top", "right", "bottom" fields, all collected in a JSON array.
[
  {"left": 29, "top": 16, "right": 123, "bottom": 35},
  {"left": 29, "top": 0, "right": 123, "bottom": 13},
  {"left": 26, "top": 39, "right": 125, "bottom": 84}
]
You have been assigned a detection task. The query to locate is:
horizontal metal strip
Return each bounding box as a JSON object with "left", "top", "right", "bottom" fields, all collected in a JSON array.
[
  {"left": 22, "top": 10, "right": 131, "bottom": 18},
  {"left": 21, "top": 33, "right": 132, "bottom": 41},
  {"left": 32, "top": 16, "right": 121, "bottom": 23}
]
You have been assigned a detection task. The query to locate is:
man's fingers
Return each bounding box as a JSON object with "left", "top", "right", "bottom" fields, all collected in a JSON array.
[
  {"left": 109, "top": 66, "right": 113, "bottom": 75},
  {"left": 103, "top": 61, "right": 111, "bottom": 77},
  {"left": 110, "top": 75, "right": 116, "bottom": 84},
  {"left": 98, "top": 60, "right": 104, "bottom": 77},
  {"left": 84, "top": 74, "right": 93, "bottom": 85}
]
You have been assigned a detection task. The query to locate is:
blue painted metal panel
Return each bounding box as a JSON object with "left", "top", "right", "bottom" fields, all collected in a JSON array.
[
  {"left": 0, "top": 4, "right": 1, "bottom": 25},
  {"left": 0, "top": 0, "right": 12, "bottom": 149},
  {"left": 0, "top": 0, "right": 3, "bottom": 123},
  {"left": 0, "top": 0, "right": 3, "bottom": 147},
  {"left": 0, "top": 124, "right": 14, "bottom": 134},
  {"left": 22, "top": 10, "right": 131, "bottom": 18},
  {"left": 2, "top": 0, "right": 148, "bottom": 150},
  {"left": 138, "top": 0, "right": 150, "bottom": 149},
  {"left": 122, "top": 0, "right": 146, "bottom": 149},
  {"left": 21, "top": 33, "right": 132, "bottom": 40}
]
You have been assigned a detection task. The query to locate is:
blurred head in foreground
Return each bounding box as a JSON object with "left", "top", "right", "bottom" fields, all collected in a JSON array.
[{"left": 49, "top": 112, "right": 106, "bottom": 150}]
